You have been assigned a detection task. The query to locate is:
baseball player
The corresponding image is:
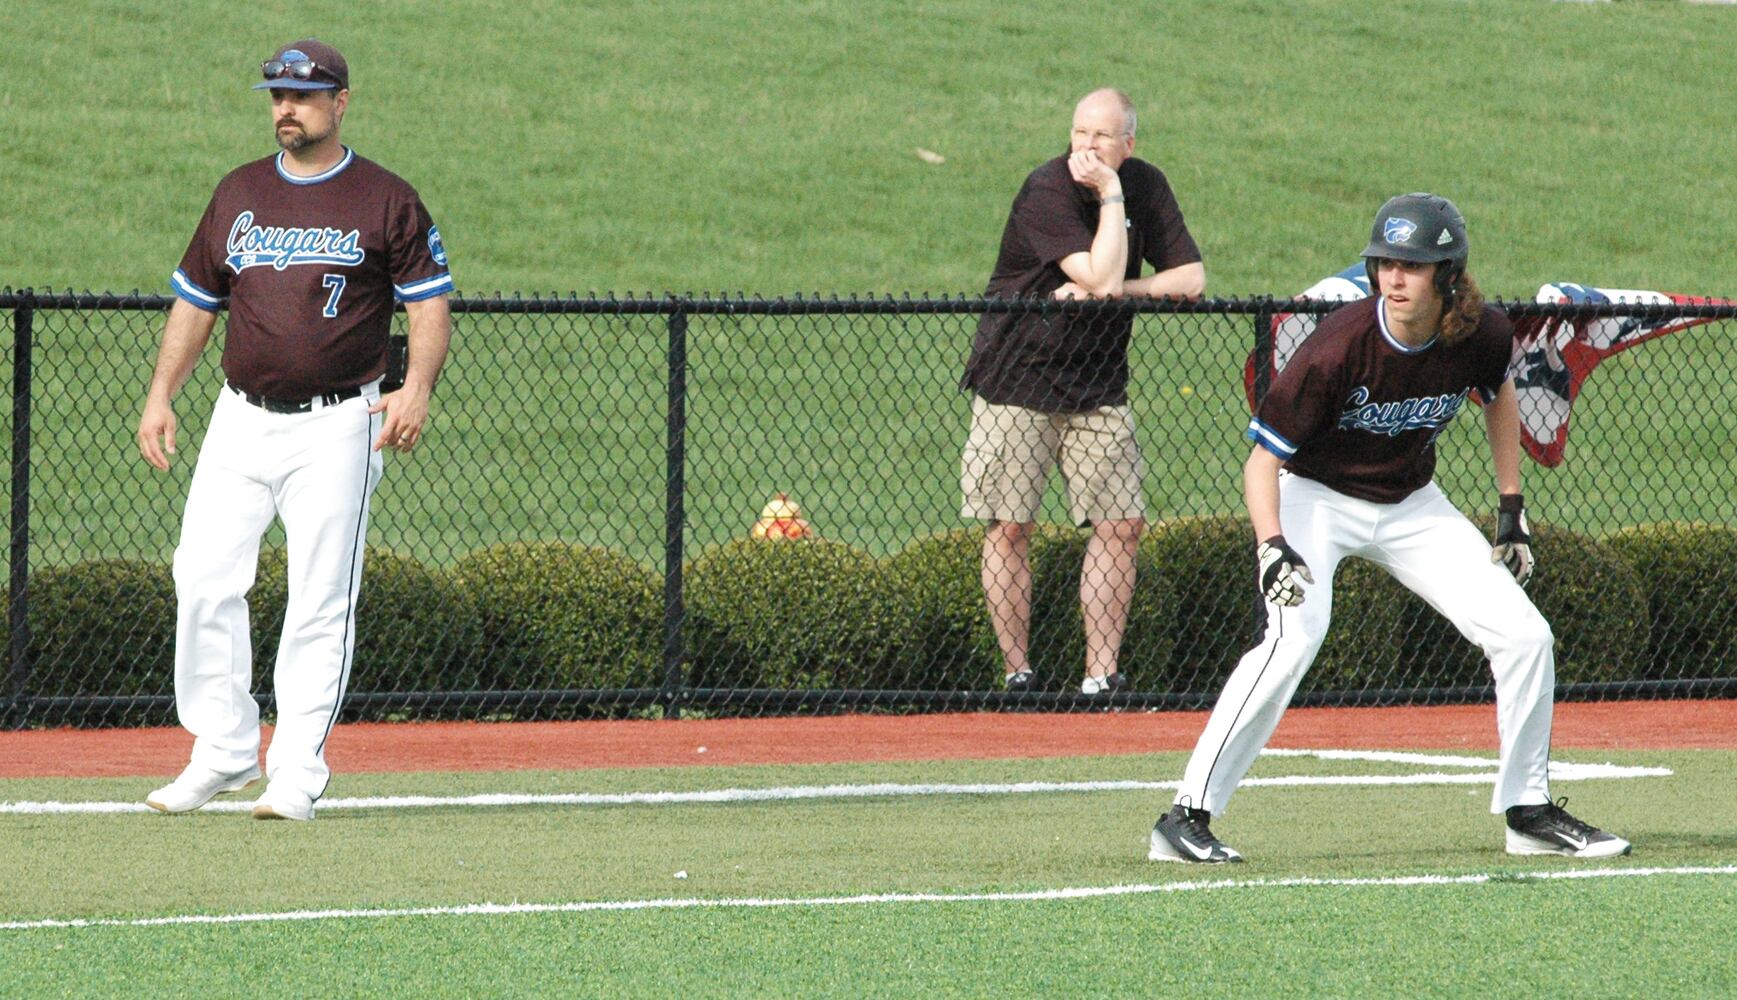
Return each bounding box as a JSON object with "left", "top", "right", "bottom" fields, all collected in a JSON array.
[
  {"left": 137, "top": 40, "right": 453, "bottom": 821},
  {"left": 1148, "top": 194, "right": 1629, "bottom": 862}
]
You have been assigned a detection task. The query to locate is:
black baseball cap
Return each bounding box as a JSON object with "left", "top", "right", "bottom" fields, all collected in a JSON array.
[{"left": 252, "top": 39, "right": 349, "bottom": 91}]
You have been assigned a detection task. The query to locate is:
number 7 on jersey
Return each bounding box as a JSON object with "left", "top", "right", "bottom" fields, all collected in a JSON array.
[{"left": 321, "top": 274, "right": 347, "bottom": 318}]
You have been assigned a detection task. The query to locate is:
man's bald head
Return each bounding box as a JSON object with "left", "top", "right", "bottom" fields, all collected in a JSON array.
[
  {"left": 1076, "top": 88, "right": 1137, "bottom": 138},
  {"left": 1070, "top": 88, "right": 1137, "bottom": 170}
]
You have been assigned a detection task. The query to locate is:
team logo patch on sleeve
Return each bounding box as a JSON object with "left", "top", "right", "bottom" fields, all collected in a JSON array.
[
  {"left": 1383, "top": 217, "right": 1417, "bottom": 245},
  {"left": 428, "top": 226, "right": 448, "bottom": 266}
]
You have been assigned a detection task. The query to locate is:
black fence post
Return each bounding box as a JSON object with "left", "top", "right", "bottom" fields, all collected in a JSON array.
[
  {"left": 7, "top": 291, "right": 34, "bottom": 728},
  {"left": 660, "top": 305, "right": 689, "bottom": 717},
  {"left": 1251, "top": 296, "right": 1275, "bottom": 408}
]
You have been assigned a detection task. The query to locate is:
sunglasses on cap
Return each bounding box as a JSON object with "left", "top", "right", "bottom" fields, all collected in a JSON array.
[{"left": 260, "top": 59, "right": 331, "bottom": 84}]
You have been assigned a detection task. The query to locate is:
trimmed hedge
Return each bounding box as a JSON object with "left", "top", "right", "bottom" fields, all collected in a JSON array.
[
  {"left": 1141, "top": 515, "right": 1260, "bottom": 689},
  {"left": 1309, "top": 518, "right": 1649, "bottom": 692},
  {"left": 685, "top": 538, "right": 897, "bottom": 689},
  {"left": 450, "top": 541, "right": 661, "bottom": 690},
  {"left": 23, "top": 558, "right": 177, "bottom": 700},
  {"left": 254, "top": 545, "right": 488, "bottom": 693},
  {"left": 879, "top": 524, "right": 1178, "bottom": 691},
  {"left": 879, "top": 526, "right": 1000, "bottom": 689},
  {"left": 13, "top": 514, "right": 1724, "bottom": 711},
  {"left": 1027, "top": 527, "right": 1179, "bottom": 692},
  {"left": 1605, "top": 522, "right": 1737, "bottom": 680},
  {"left": 879, "top": 524, "right": 1081, "bottom": 690}
]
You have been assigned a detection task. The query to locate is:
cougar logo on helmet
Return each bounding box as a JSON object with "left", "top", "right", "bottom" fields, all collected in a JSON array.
[{"left": 1361, "top": 193, "right": 1472, "bottom": 305}]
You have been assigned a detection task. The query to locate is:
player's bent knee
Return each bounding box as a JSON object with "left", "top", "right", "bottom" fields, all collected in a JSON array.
[
  {"left": 1521, "top": 620, "right": 1555, "bottom": 656},
  {"left": 1490, "top": 614, "right": 1553, "bottom": 659},
  {"left": 171, "top": 552, "right": 222, "bottom": 592}
]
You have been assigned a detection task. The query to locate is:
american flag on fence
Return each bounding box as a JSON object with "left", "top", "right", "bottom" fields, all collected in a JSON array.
[{"left": 1243, "top": 265, "right": 1732, "bottom": 467}]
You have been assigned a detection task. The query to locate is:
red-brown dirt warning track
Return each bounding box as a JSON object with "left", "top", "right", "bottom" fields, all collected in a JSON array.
[{"left": 1, "top": 700, "right": 1731, "bottom": 779}]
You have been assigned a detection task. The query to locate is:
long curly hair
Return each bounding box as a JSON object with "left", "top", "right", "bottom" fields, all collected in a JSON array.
[{"left": 1438, "top": 271, "right": 1485, "bottom": 346}]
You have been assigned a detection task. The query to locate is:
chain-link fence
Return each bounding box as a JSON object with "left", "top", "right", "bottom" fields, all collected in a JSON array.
[{"left": 4, "top": 291, "right": 1734, "bottom": 727}]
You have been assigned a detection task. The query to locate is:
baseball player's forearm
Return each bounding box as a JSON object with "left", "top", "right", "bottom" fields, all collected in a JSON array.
[
  {"left": 1124, "top": 262, "right": 1206, "bottom": 301},
  {"left": 1244, "top": 446, "right": 1285, "bottom": 542},
  {"left": 138, "top": 299, "right": 217, "bottom": 469},
  {"left": 146, "top": 300, "right": 219, "bottom": 403},
  {"left": 1483, "top": 380, "right": 1523, "bottom": 496},
  {"left": 400, "top": 295, "right": 453, "bottom": 393},
  {"left": 369, "top": 296, "right": 451, "bottom": 454}
]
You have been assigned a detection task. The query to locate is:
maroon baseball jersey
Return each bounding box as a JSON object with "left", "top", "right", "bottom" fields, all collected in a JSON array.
[
  {"left": 1247, "top": 297, "right": 1514, "bottom": 503},
  {"left": 962, "top": 155, "right": 1200, "bottom": 412},
  {"left": 171, "top": 148, "right": 453, "bottom": 399}
]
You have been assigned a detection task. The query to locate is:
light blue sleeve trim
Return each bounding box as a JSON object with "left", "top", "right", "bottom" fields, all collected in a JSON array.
[
  {"left": 170, "top": 269, "right": 224, "bottom": 312},
  {"left": 1246, "top": 418, "right": 1297, "bottom": 458},
  {"left": 394, "top": 273, "right": 454, "bottom": 302}
]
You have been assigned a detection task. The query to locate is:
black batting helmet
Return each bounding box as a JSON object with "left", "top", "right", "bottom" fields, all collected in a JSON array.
[{"left": 1361, "top": 192, "right": 1469, "bottom": 299}]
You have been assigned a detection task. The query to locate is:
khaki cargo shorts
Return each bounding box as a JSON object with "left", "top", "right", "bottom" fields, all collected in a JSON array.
[{"left": 960, "top": 396, "right": 1147, "bottom": 527}]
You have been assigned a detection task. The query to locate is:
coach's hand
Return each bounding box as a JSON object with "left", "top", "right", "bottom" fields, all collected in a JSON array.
[
  {"left": 371, "top": 382, "right": 430, "bottom": 454},
  {"left": 1258, "top": 535, "right": 1313, "bottom": 607},
  {"left": 137, "top": 396, "right": 178, "bottom": 471},
  {"left": 1491, "top": 493, "right": 1534, "bottom": 586}
]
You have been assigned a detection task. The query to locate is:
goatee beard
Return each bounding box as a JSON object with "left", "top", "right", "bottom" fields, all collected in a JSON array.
[{"left": 275, "top": 125, "right": 330, "bottom": 152}]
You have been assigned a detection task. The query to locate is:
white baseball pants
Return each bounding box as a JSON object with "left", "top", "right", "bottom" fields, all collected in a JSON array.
[
  {"left": 1176, "top": 473, "right": 1556, "bottom": 816},
  {"left": 172, "top": 382, "right": 382, "bottom": 803}
]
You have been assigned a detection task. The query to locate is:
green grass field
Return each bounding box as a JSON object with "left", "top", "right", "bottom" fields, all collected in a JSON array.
[
  {"left": 2, "top": 748, "right": 1733, "bottom": 996},
  {"left": 3, "top": 5, "right": 1733, "bottom": 994},
  {"left": 5, "top": 1, "right": 1734, "bottom": 295},
  {"left": 5, "top": 1, "right": 1736, "bottom": 571}
]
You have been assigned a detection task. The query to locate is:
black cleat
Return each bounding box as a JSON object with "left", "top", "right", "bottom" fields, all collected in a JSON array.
[
  {"left": 1004, "top": 670, "right": 1035, "bottom": 693},
  {"left": 1505, "top": 799, "right": 1631, "bottom": 858},
  {"left": 1149, "top": 803, "right": 1244, "bottom": 863}
]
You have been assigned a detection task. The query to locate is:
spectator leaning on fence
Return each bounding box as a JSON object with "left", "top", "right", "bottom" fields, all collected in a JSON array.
[
  {"left": 1147, "top": 193, "right": 1630, "bottom": 864},
  {"left": 960, "top": 88, "right": 1205, "bottom": 696},
  {"left": 135, "top": 39, "right": 453, "bottom": 821}
]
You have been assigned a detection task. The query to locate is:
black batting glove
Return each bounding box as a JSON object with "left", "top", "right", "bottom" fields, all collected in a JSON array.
[
  {"left": 1258, "top": 535, "right": 1313, "bottom": 607},
  {"left": 1491, "top": 493, "right": 1534, "bottom": 586}
]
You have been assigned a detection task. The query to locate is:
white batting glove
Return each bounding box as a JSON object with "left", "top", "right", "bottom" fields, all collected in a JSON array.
[
  {"left": 1258, "top": 535, "right": 1313, "bottom": 607},
  {"left": 1491, "top": 493, "right": 1534, "bottom": 586}
]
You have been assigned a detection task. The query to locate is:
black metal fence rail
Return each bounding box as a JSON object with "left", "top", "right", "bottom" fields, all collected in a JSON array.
[{"left": 4, "top": 289, "right": 1734, "bottom": 727}]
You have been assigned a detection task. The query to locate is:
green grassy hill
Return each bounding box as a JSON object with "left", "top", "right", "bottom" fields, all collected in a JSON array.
[
  {"left": 3, "top": 1, "right": 1733, "bottom": 568},
  {"left": 4, "top": 0, "right": 1733, "bottom": 296}
]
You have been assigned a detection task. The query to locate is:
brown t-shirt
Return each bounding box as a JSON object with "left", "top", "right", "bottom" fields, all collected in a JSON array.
[
  {"left": 171, "top": 148, "right": 453, "bottom": 399},
  {"left": 962, "top": 155, "right": 1200, "bottom": 412},
  {"left": 1248, "top": 298, "right": 1514, "bottom": 503}
]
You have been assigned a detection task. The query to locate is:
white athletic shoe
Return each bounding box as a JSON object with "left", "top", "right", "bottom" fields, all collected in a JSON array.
[
  {"left": 146, "top": 764, "right": 261, "bottom": 814},
  {"left": 1081, "top": 673, "right": 1127, "bottom": 695},
  {"left": 251, "top": 785, "right": 316, "bottom": 822}
]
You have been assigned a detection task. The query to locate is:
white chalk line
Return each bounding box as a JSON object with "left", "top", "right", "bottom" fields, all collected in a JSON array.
[
  {"left": 4, "top": 865, "right": 1732, "bottom": 933},
  {"left": 0, "top": 749, "right": 1669, "bottom": 816}
]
